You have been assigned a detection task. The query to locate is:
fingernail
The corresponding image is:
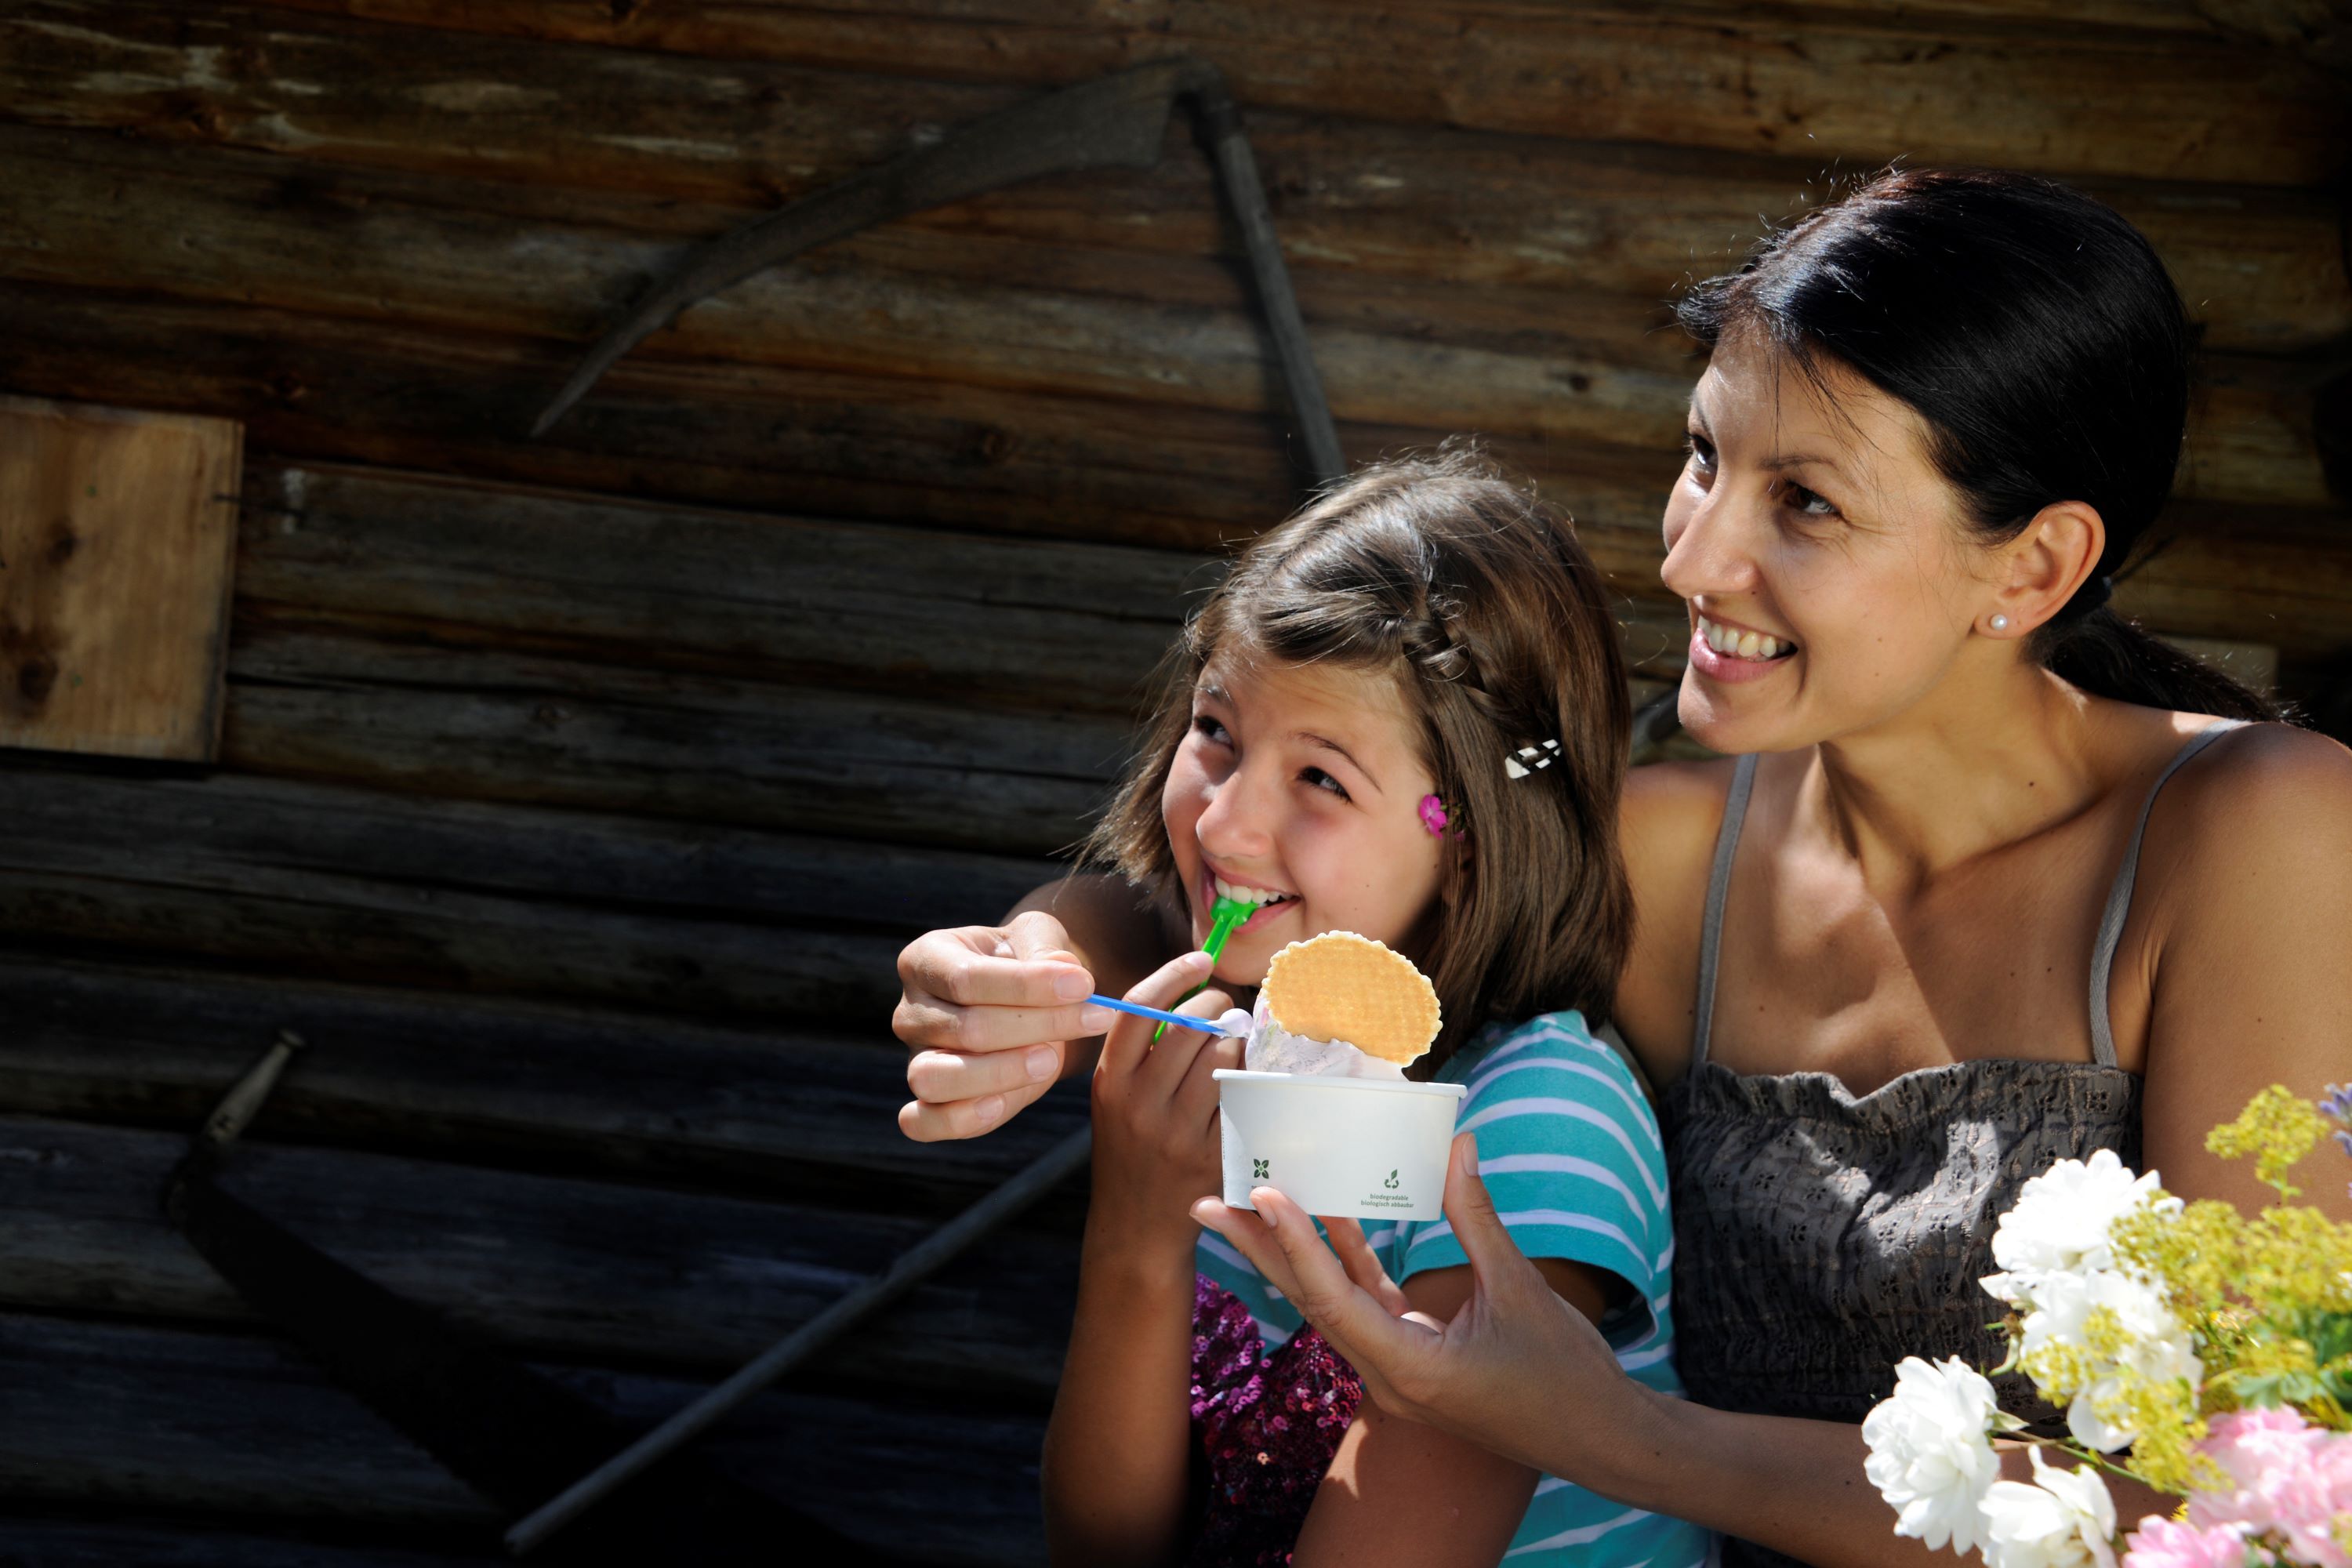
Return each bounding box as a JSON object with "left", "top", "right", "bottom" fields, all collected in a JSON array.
[
  {"left": 974, "top": 1095, "right": 1005, "bottom": 1127},
  {"left": 1456, "top": 1138, "right": 1478, "bottom": 1177},
  {"left": 1024, "top": 1046, "right": 1058, "bottom": 1083},
  {"left": 1253, "top": 1192, "right": 1279, "bottom": 1229},
  {"left": 1080, "top": 1006, "right": 1116, "bottom": 1033},
  {"left": 1053, "top": 969, "right": 1090, "bottom": 1001}
]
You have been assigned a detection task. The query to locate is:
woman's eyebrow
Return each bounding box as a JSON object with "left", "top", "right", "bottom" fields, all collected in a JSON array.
[
  {"left": 1762, "top": 450, "right": 1847, "bottom": 481},
  {"left": 1294, "top": 731, "right": 1382, "bottom": 793}
]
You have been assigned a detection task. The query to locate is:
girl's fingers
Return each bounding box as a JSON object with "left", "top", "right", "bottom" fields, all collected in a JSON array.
[
  {"left": 898, "top": 922, "right": 1093, "bottom": 1011},
  {"left": 895, "top": 996, "right": 1116, "bottom": 1057},
  {"left": 895, "top": 1073, "right": 1055, "bottom": 1143},
  {"left": 1098, "top": 952, "right": 1215, "bottom": 1083},
  {"left": 905, "top": 1040, "right": 1066, "bottom": 1105}
]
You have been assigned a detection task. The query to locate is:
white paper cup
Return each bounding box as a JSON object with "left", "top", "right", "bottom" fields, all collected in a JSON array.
[{"left": 1213, "top": 1069, "right": 1469, "bottom": 1222}]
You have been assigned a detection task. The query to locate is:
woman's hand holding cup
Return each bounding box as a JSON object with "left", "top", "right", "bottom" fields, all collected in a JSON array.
[
  {"left": 894, "top": 910, "right": 1118, "bottom": 1142},
  {"left": 1192, "top": 1134, "right": 1664, "bottom": 1491}
]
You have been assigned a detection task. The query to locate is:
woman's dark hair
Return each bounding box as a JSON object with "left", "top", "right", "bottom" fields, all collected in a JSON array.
[
  {"left": 1087, "top": 449, "right": 1634, "bottom": 1071},
  {"left": 1677, "top": 166, "right": 2276, "bottom": 721}
]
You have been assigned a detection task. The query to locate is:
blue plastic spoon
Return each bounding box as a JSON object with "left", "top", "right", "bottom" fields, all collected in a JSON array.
[{"left": 1087, "top": 994, "right": 1248, "bottom": 1036}]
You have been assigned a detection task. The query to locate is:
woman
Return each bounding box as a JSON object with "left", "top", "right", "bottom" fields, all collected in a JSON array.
[{"left": 892, "top": 169, "right": 2352, "bottom": 1565}]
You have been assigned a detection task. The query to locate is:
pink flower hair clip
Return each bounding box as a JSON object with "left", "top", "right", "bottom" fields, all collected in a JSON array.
[{"left": 1417, "top": 794, "right": 1457, "bottom": 838}]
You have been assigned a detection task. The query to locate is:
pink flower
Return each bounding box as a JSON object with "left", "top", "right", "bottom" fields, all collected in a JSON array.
[
  {"left": 2186, "top": 1409, "right": 2352, "bottom": 1568},
  {"left": 1417, "top": 794, "right": 1450, "bottom": 837},
  {"left": 2121, "top": 1516, "right": 2249, "bottom": 1568}
]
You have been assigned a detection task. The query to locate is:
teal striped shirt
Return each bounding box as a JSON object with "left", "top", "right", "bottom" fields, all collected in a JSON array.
[{"left": 1194, "top": 1010, "right": 1712, "bottom": 1566}]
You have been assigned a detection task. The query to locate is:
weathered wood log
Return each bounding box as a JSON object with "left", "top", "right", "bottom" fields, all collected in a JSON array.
[
  {"left": 0, "top": 953, "right": 1088, "bottom": 1214},
  {"left": 0, "top": 759, "right": 1065, "bottom": 1017},
  {"left": 7, "top": 281, "right": 2343, "bottom": 666},
  {"left": 234, "top": 463, "right": 1192, "bottom": 717},
  {"left": 0, "top": 279, "right": 1303, "bottom": 548},
  {"left": 13, "top": 0, "right": 2343, "bottom": 188},
  {"left": 0, "top": 1114, "right": 1076, "bottom": 1392},
  {"left": 0, "top": 119, "right": 2332, "bottom": 499},
  {"left": 0, "top": 1521, "right": 485, "bottom": 1567},
  {"left": 2, "top": 61, "right": 2337, "bottom": 361},
  {"left": 219, "top": 614, "right": 1127, "bottom": 855},
  {"left": 0, "top": 1312, "right": 1047, "bottom": 1563}
]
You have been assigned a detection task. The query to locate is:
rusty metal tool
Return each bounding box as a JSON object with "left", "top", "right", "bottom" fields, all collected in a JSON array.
[{"left": 532, "top": 58, "right": 1345, "bottom": 485}]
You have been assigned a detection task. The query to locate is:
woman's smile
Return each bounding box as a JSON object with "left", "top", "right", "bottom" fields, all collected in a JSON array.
[{"left": 1689, "top": 609, "right": 1799, "bottom": 684}]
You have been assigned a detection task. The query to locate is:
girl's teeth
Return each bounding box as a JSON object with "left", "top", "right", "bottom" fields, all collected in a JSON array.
[
  {"left": 1736, "top": 631, "right": 1760, "bottom": 659},
  {"left": 1213, "top": 876, "right": 1292, "bottom": 907}
]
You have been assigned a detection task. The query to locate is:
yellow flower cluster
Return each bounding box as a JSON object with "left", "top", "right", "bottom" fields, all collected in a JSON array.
[{"left": 2094, "top": 1086, "right": 2352, "bottom": 1491}]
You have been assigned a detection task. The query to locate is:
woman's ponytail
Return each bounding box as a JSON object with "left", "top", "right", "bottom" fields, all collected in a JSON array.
[
  {"left": 1678, "top": 167, "right": 2285, "bottom": 724},
  {"left": 2042, "top": 611, "right": 2278, "bottom": 722}
]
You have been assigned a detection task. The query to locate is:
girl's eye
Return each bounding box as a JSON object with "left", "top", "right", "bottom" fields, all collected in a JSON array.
[
  {"left": 1779, "top": 481, "right": 1840, "bottom": 520},
  {"left": 1683, "top": 430, "right": 1716, "bottom": 481},
  {"left": 1192, "top": 713, "right": 1231, "bottom": 746},
  {"left": 1301, "top": 767, "right": 1351, "bottom": 801}
]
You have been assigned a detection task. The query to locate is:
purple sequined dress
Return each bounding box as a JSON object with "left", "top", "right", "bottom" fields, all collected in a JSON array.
[{"left": 1187, "top": 1273, "right": 1364, "bottom": 1567}]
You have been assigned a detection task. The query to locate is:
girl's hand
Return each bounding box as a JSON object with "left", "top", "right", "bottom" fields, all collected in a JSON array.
[
  {"left": 1192, "top": 1133, "right": 1661, "bottom": 1488},
  {"left": 894, "top": 910, "right": 1118, "bottom": 1142},
  {"left": 1087, "top": 950, "right": 1241, "bottom": 1262}
]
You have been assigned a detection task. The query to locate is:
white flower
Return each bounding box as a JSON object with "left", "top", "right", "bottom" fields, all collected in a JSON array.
[
  {"left": 1864, "top": 1356, "right": 2005, "bottom": 1555},
  {"left": 1980, "top": 1447, "right": 2118, "bottom": 1568},
  {"left": 2007, "top": 1269, "right": 2200, "bottom": 1453},
  {"left": 1988, "top": 1151, "right": 2176, "bottom": 1279}
]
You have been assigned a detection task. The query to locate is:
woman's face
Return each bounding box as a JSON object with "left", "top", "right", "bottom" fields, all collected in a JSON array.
[
  {"left": 1661, "top": 331, "right": 1991, "bottom": 756},
  {"left": 1162, "top": 652, "right": 1446, "bottom": 988}
]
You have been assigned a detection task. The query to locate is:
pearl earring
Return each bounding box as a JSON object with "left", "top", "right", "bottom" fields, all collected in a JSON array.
[{"left": 1990, "top": 614, "right": 2010, "bottom": 632}]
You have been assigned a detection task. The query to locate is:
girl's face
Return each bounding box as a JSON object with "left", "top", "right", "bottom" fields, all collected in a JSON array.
[
  {"left": 1162, "top": 651, "right": 1447, "bottom": 987},
  {"left": 1661, "top": 331, "right": 1991, "bottom": 755}
]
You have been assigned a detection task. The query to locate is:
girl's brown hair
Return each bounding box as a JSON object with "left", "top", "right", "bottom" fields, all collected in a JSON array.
[{"left": 1087, "top": 448, "right": 1634, "bottom": 1073}]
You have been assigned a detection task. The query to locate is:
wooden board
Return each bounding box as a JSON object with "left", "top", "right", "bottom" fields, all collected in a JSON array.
[
  {"left": 0, "top": 1312, "right": 1049, "bottom": 1563},
  {"left": 233, "top": 463, "right": 1197, "bottom": 718},
  {"left": 0, "top": 396, "right": 242, "bottom": 760},
  {"left": 0, "top": 126, "right": 2331, "bottom": 503},
  {"left": 0, "top": 1114, "right": 1077, "bottom": 1392},
  {"left": 0, "top": 762, "right": 1060, "bottom": 1020},
  {"left": 2, "top": 85, "right": 2340, "bottom": 357},
  {"left": 9, "top": 0, "right": 2345, "bottom": 188},
  {"left": 0, "top": 953, "right": 1091, "bottom": 1215}
]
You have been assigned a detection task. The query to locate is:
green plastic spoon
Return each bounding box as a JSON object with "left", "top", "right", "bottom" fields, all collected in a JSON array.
[{"left": 1154, "top": 895, "right": 1252, "bottom": 1040}]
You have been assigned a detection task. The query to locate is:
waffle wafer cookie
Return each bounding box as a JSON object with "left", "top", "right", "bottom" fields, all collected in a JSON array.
[{"left": 1260, "top": 931, "right": 1441, "bottom": 1066}]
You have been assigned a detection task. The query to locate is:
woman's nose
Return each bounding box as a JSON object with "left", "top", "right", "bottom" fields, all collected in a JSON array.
[{"left": 1660, "top": 485, "right": 1765, "bottom": 604}]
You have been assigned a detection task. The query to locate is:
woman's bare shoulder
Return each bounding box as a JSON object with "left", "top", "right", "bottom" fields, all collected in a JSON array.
[
  {"left": 2147, "top": 720, "right": 2352, "bottom": 871},
  {"left": 2137, "top": 721, "right": 2352, "bottom": 1217}
]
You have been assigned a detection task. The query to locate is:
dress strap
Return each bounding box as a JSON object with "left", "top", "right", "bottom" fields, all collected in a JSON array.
[
  {"left": 2086, "top": 720, "right": 2250, "bottom": 1068},
  {"left": 1691, "top": 753, "right": 1759, "bottom": 1070}
]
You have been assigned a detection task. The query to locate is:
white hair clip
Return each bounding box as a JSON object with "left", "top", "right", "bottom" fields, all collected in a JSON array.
[{"left": 1504, "top": 739, "right": 1560, "bottom": 779}]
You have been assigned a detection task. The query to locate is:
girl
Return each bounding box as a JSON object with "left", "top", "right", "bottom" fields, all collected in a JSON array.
[{"left": 1039, "top": 452, "right": 1711, "bottom": 1568}]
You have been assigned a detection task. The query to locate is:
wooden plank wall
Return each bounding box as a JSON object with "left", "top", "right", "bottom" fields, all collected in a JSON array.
[{"left": 0, "top": 3, "right": 2344, "bottom": 1561}]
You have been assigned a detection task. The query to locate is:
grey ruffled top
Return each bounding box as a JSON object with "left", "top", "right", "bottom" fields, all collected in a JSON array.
[{"left": 1660, "top": 724, "right": 2241, "bottom": 1568}]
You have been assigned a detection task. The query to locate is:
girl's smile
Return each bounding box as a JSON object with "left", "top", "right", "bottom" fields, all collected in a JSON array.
[{"left": 1162, "top": 653, "right": 1446, "bottom": 989}]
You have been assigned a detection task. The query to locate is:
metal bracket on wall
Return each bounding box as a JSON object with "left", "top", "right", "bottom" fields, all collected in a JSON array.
[{"left": 532, "top": 57, "right": 1347, "bottom": 488}]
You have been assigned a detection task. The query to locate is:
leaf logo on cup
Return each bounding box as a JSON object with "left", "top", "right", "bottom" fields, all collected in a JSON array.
[
  {"left": 1252, "top": 1159, "right": 1269, "bottom": 1179},
  {"left": 1383, "top": 1169, "right": 1399, "bottom": 1190}
]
